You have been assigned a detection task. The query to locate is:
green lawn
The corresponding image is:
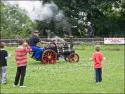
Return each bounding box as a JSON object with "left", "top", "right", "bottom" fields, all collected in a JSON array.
[{"left": 1, "top": 45, "right": 124, "bottom": 93}]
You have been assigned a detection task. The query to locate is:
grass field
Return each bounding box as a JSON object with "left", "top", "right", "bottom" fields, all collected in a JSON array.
[{"left": 1, "top": 45, "right": 124, "bottom": 93}]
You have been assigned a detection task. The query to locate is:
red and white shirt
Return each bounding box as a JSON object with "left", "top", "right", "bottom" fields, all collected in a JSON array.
[{"left": 15, "top": 46, "right": 32, "bottom": 67}]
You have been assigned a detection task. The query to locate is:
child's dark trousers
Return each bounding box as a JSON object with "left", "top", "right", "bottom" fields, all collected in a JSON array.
[
  {"left": 95, "top": 68, "right": 102, "bottom": 83},
  {"left": 14, "top": 66, "right": 26, "bottom": 86}
]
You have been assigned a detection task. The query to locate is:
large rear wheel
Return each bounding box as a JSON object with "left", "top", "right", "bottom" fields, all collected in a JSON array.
[{"left": 42, "top": 49, "right": 57, "bottom": 64}]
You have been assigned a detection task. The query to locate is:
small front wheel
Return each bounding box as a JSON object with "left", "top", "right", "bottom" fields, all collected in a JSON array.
[{"left": 68, "top": 53, "right": 79, "bottom": 63}]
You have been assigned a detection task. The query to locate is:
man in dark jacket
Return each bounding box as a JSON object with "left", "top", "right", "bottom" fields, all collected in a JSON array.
[
  {"left": 28, "top": 30, "right": 48, "bottom": 60},
  {"left": 87, "top": 22, "right": 94, "bottom": 38}
]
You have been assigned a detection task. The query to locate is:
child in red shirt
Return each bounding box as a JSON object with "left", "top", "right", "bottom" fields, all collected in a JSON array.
[
  {"left": 14, "top": 40, "right": 32, "bottom": 87},
  {"left": 92, "top": 45, "right": 104, "bottom": 83}
]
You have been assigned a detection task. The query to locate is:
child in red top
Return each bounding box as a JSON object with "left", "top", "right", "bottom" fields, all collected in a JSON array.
[
  {"left": 14, "top": 40, "right": 32, "bottom": 87},
  {"left": 92, "top": 45, "right": 104, "bottom": 83}
]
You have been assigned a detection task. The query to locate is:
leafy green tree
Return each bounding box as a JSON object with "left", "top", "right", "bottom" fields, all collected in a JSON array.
[
  {"left": 0, "top": 2, "right": 33, "bottom": 39},
  {"left": 42, "top": 0, "right": 125, "bottom": 37},
  {"left": 1, "top": 0, "right": 125, "bottom": 38}
]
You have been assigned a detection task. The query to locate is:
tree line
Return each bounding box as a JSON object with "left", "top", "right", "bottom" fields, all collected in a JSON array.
[{"left": 0, "top": 0, "right": 125, "bottom": 38}]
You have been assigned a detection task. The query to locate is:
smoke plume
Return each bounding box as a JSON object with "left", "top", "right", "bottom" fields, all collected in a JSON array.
[{"left": 3, "top": 0, "right": 72, "bottom": 36}]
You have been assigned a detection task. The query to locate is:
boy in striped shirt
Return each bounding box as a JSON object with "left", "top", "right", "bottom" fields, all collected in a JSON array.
[{"left": 14, "top": 40, "right": 32, "bottom": 87}]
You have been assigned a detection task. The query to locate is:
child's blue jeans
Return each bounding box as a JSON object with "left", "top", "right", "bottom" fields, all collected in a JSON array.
[
  {"left": 95, "top": 68, "right": 102, "bottom": 83},
  {"left": 0, "top": 66, "right": 7, "bottom": 84}
]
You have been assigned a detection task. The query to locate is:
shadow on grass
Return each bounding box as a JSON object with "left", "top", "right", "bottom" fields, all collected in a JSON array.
[{"left": 28, "top": 58, "right": 68, "bottom": 66}]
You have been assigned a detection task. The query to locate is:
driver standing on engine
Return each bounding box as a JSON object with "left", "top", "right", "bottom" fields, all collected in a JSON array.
[{"left": 28, "top": 30, "right": 48, "bottom": 60}]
